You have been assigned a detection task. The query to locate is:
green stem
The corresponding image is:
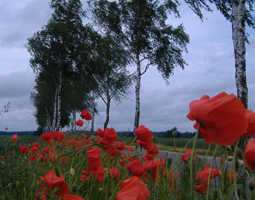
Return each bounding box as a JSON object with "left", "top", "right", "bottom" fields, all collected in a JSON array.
[
  {"left": 173, "top": 137, "right": 176, "bottom": 151},
  {"left": 172, "top": 135, "right": 196, "bottom": 170},
  {"left": 206, "top": 144, "right": 218, "bottom": 200},
  {"left": 232, "top": 139, "right": 240, "bottom": 200},
  {"left": 190, "top": 123, "right": 201, "bottom": 200}
]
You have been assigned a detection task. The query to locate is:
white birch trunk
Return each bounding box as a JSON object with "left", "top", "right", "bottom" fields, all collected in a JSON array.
[
  {"left": 104, "top": 86, "right": 110, "bottom": 130},
  {"left": 56, "top": 69, "right": 62, "bottom": 130},
  {"left": 232, "top": 0, "right": 248, "bottom": 108},
  {"left": 45, "top": 109, "right": 51, "bottom": 133},
  {"left": 134, "top": 53, "right": 141, "bottom": 131},
  {"left": 91, "top": 92, "right": 95, "bottom": 134},
  {"left": 52, "top": 87, "right": 58, "bottom": 130},
  {"left": 72, "top": 109, "right": 76, "bottom": 132}
]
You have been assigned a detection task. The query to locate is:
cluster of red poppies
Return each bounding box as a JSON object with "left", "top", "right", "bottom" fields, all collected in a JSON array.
[{"left": 7, "top": 92, "right": 255, "bottom": 199}]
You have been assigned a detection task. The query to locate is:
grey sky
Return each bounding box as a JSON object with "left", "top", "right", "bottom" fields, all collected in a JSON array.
[{"left": 0, "top": 0, "right": 255, "bottom": 133}]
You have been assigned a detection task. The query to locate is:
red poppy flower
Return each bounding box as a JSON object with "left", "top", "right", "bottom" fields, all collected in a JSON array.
[
  {"left": 42, "top": 169, "right": 70, "bottom": 196},
  {"left": 19, "top": 145, "right": 30, "bottom": 154},
  {"left": 134, "top": 125, "right": 152, "bottom": 142},
  {"left": 115, "top": 176, "right": 150, "bottom": 200},
  {"left": 226, "top": 169, "right": 238, "bottom": 184},
  {"left": 29, "top": 155, "right": 37, "bottom": 162},
  {"left": 42, "top": 146, "right": 53, "bottom": 154},
  {"left": 243, "top": 109, "right": 255, "bottom": 136},
  {"left": 137, "top": 140, "right": 154, "bottom": 151},
  {"left": 126, "top": 145, "right": 134, "bottom": 152},
  {"left": 97, "top": 128, "right": 105, "bottom": 137},
  {"left": 49, "top": 153, "right": 56, "bottom": 163},
  {"left": 196, "top": 165, "right": 220, "bottom": 184},
  {"left": 187, "top": 92, "right": 248, "bottom": 146},
  {"left": 80, "top": 109, "right": 93, "bottom": 120},
  {"left": 127, "top": 159, "right": 145, "bottom": 178},
  {"left": 80, "top": 166, "right": 105, "bottom": 182},
  {"left": 51, "top": 131, "right": 65, "bottom": 143},
  {"left": 11, "top": 134, "right": 18, "bottom": 143},
  {"left": 195, "top": 184, "right": 208, "bottom": 194},
  {"left": 116, "top": 141, "right": 126, "bottom": 150},
  {"left": 105, "top": 128, "right": 117, "bottom": 143},
  {"left": 87, "top": 148, "right": 102, "bottom": 171},
  {"left": 245, "top": 138, "right": 255, "bottom": 170},
  {"left": 60, "top": 156, "right": 68, "bottom": 164},
  {"left": 108, "top": 167, "right": 120, "bottom": 181},
  {"left": 75, "top": 119, "right": 84, "bottom": 127},
  {"left": 41, "top": 132, "right": 52, "bottom": 141},
  {"left": 180, "top": 149, "right": 198, "bottom": 163},
  {"left": 147, "top": 143, "right": 159, "bottom": 155},
  {"left": 144, "top": 158, "right": 166, "bottom": 181},
  {"left": 142, "top": 151, "right": 154, "bottom": 161},
  {"left": 40, "top": 154, "right": 48, "bottom": 162},
  {"left": 80, "top": 167, "right": 91, "bottom": 183}
]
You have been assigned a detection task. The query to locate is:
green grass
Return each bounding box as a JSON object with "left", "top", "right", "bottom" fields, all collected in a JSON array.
[
  {"left": 0, "top": 136, "right": 39, "bottom": 155},
  {"left": 118, "top": 137, "right": 223, "bottom": 157}
]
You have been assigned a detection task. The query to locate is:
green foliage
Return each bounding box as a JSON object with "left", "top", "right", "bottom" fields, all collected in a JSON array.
[
  {"left": 88, "top": 0, "right": 190, "bottom": 80},
  {"left": 27, "top": 0, "right": 104, "bottom": 130},
  {"left": 0, "top": 102, "right": 10, "bottom": 131}
]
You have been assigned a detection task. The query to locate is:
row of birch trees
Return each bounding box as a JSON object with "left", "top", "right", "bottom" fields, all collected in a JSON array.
[{"left": 27, "top": 0, "right": 254, "bottom": 133}]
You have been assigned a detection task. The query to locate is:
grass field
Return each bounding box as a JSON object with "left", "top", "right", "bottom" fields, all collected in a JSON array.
[
  {"left": 0, "top": 135, "right": 222, "bottom": 157},
  {"left": 0, "top": 135, "right": 39, "bottom": 154},
  {"left": 118, "top": 137, "right": 223, "bottom": 157}
]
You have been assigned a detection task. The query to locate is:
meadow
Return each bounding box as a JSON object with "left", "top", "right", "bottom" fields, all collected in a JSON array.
[{"left": 1, "top": 92, "right": 255, "bottom": 200}]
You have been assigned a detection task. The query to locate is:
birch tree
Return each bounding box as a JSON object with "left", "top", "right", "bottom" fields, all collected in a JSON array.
[
  {"left": 184, "top": 0, "right": 255, "bottom": 108},
  {"left": 209, "top": 0, "right": 255, "bottom": 109},
  {"left": 27, "top": 0, "right": 101, "bottom": 131},
  {"left": 92, "top": 34, "right": 133, "bottom": 130},
  {"left": 89, "top": 0, "right": 189, "bottom": 131}
]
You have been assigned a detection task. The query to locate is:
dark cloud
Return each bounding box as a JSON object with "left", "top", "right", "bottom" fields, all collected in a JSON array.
[
  {"left": 0, "top": 71, "right": 35, "bottom": 98},
  {"left": 0, "top": 0, "right": 52, "bottom": 47}
]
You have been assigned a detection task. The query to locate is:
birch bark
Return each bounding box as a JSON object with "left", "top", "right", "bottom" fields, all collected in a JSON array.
[
  {"left": 134, "top": 53, "right": 141, "bottom": 131},
  {"left": 91, "top": 93, "right": 95, "bottom": 134},
  {"left": 72, "top": 109, "right": 76, "bottom": 132},
  {"left": 56, "top": 69, "right": 62, "bottom": 130},
  {"left": 52, "top": 87, "right": 58, "bottom": 130},
  {"left": 104, "top": 85, "right": 111, "bottom": 130},
  {"left": 232, "top": 0, "right": 248, "bottom": 108}
]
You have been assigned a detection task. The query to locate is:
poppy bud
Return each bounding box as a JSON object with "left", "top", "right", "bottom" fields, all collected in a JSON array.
[
  {"left": 226, "top": 156, "right": 233, "bottom": 161},
  {"left": 212, "top": 190, "right": 219, "bottom": 200},
  {"left": 16, "top": 180, "right": 20, "bottom": 189},
  {"left": 235, "top": 160, "right": 240, "bottom": 172},
  {"left": 70, "top": 167, "right": 75, "bottom": 176},
  {"left": 236, "top": 147, "right": 243, "bottom": 159},
  {"left": 104, "top": 174, "right": 109, "bottom": 182},
  {"left": 71, "top": 183, "right": 78, "bottom": 193},
  {"left": 249, "top": 178, "right": 255, "bottom": 191},
  {"left": 54, "top": 167, "right": 61, "bottom": 177},
  {"left": 237, "top": 188, "right": 242, "bottom": 197},
  {"left": 172, "top": 131, "right": 177, "bottom": 138},
  {"left": 165, "top": 158, "right": 172, "bottom": 169},
  {"left": 53, "top": 186, "right": 61, "bottom": 195}
]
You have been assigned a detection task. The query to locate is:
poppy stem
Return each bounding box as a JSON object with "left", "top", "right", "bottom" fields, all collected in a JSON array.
[
  {"left": 190, "top": 122, "right": 201, "bottom": 200},
  {"left": 232, "top": 139, "right": 240, "bottom": 200},
  {"left": 206, "top": 144, "right": 218, "bottom": 200}
]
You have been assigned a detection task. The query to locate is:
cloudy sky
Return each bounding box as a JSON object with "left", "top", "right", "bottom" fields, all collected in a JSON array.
[{"left": 0, "top": 0, "right": 255, "bottom": 133}]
